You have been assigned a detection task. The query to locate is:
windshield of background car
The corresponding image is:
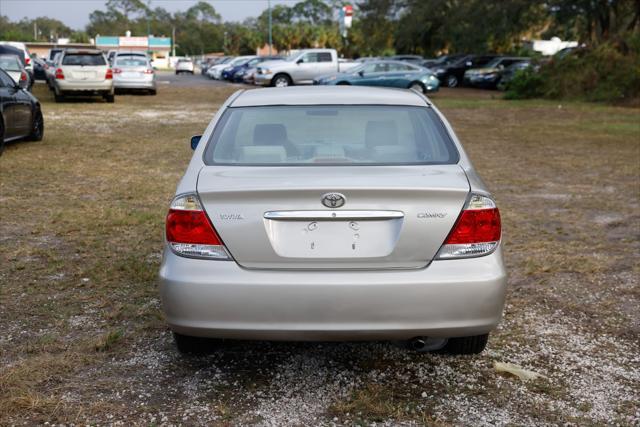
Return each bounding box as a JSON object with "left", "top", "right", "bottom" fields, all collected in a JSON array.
[
  {"left": 0, "top": 55, "right": 21, "bottom": 71},
  {"left": 204, "top": 105, "right": 459, "bottom": 166},
  {"left": 62, "top": 53, "right": 106, "bottom": 66},
  {"left": 115, "top": 57, "right": 148, "bottom": 67}
]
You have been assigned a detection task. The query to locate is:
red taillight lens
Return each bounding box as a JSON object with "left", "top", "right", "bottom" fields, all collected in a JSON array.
[
  {"left": 20, "top": 71, "right": 27, "bottom": 82},
  {"left": 436, "top": 194, "right": 501, "bottom": 259},
  {"left": 55, "top": 68, "right": 64, "bottom": 79},
  {"left": 112, "top": 68, "right": 122, "bottom": 74},
  {"left": 105, "top": 69, "right": 113, "bottom": 79},
  {"left": 26, "top": 57, "right": 31, "bottom": 65},
  {"left": 165, "top": 193, "right": 230, "bottom": 259},
  {"left": 444, "top": 208, "right": 501, "bottom": 244},
  {"left": 166, "top": 210, "right": 221, "bottom": 245}
]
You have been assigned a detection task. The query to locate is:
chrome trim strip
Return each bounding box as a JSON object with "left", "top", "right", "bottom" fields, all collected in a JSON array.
[{"left": 263, "top": 210, "right": 404, "bottom": 221}]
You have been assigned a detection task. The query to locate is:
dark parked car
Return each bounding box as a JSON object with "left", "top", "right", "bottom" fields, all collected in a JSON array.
[
  {"left": 231, "top": 56, "right": 283, "bottom": 83},
  {"left": 496, "top": 60, "right": 538, "bottom": 91},
  {"left": 31, "top": 56, "right": 48, "bottom": 81},
  {"left": 0, "top": 68, "right": 43, "bottom": 155},
  {"left": 420, "top": 54, "right": 467, "bottom": 69},
  {"left": 433, "top": 54, "right": 500, "bottom": 88},
  {"left": 314, "top": 60, "right": 440, "bottom": 93},
  {"left": 464, "top": 57, "right": 530, "bottom": 89}
]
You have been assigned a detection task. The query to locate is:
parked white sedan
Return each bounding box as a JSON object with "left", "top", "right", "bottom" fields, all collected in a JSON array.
[
  {"left": 112, "top": 55, "right": 156, "bottom": 94},
  {"left": 159, "top": 86, "right": 506, "bottom": 355}
]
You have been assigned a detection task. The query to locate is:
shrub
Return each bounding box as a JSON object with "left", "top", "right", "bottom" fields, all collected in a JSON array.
[{"left": 505, "top": 34, "right": 640, "bottom": 103}]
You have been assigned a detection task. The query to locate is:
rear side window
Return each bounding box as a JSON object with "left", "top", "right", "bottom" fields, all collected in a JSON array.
[
  {"left": 204, "top": 106, "right": 458, "bottom": 166},
  {"left": 318, "top": 52, "right": 332, "bottom": 62},
  {"left": 62, "top": 53, "right": 106, "bottom": 66},
  {"left": 0, "top": 55, "right": 21, "bottom": 71}
]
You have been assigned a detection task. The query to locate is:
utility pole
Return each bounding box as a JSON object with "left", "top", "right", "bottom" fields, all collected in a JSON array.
[
  {"left": 172, "top": 26, "right": 176, "bottom": 57},
  {"left": 146, "top": 0, "right": 151, "bottom": 37},
  {"left": 268, "top": 0, "right": 272, "bottom": 55},
  {"left": 34, "top": 22, "right": 37, "bottom": 40}
]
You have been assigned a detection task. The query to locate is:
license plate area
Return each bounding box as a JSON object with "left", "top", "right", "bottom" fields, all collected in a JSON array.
[{"left": 263, "top": 210, "right": 404, "bottom": 259}]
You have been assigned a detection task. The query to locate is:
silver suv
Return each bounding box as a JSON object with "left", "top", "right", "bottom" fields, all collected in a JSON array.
[{"left": 51, "top": 49, "right": 114, "bottom": 103}]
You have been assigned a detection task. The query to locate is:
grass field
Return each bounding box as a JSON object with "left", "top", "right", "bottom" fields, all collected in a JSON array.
[{"left": 1, "top": 79, "right": 639, "bottom": 425}]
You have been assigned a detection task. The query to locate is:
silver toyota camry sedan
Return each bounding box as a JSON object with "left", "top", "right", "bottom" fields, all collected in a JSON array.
[{"left": 159, "top": 86, "right": 506, "bottom": 355}]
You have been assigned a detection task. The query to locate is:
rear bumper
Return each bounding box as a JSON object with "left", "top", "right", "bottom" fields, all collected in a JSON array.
[
  {"left": 113, "top": 78, "right": 156, "bottom": 89},
  {"left": 56, "top": 80, "right": 113, "bottom": 92},
  {"left": 159, "top": 247, "right": 507, "bottom": 341}
]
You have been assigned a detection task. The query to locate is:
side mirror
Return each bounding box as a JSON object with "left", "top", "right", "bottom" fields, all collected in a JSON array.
[
  {"left": 296, "top": 58, "right": 303, "bottom": 65},
  {"left": 358, "top": 70, "right": 364, "bottom": 77},
  {"left": 190, "top": 135, "right": 202, "bottom": 150},
  {"left": 466, "top": 61, "right": 472, "bottom": 67},
  {"left": 498, "top": 64, "right": 505, "bottom": 70}
]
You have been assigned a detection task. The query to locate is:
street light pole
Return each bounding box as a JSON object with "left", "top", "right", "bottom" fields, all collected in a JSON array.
[{"left": 268, "top": 0, "right": 272, "bottom": 55}]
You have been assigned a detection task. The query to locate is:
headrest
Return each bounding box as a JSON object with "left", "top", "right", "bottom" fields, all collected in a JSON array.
[{"left": 253, "top": 124, "right": 288, "bottom": 146}]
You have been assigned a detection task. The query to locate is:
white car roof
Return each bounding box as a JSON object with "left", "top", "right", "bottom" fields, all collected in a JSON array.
[{"left": 230, "top": 86, "right": 430, "bottom": 107}]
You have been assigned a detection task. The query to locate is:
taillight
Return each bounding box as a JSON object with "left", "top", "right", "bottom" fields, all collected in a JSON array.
[
  {"left": 165, "top": 193, "right": 230, "bottom": 260},
  {"left": 20, "top": 71, "right": 27, "bottom": 82},
  {"left": 436, "top": 194, "right": 501, "bottom": 259},
  {"left": 26, "top": 57, "right": 31, "bottom": 65},
  {"left": 112, "top": 68, "right": 122, "bottom": 74},
  {"left": 105, "top": 69, "right": 113, "bottom": 79},
  {"left": 55, "top": 68, "right": 64, "bottom": 79},
  {"left": 144, "top": 68, "right": 154, "bottom": 74}
]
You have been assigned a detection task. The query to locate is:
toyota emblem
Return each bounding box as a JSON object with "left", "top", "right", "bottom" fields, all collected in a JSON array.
[{"left": 321, "top": 192, "right": 346, "bottom": 208}]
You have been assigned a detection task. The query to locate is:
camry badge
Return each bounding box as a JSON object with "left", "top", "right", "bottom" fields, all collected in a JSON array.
[{"left": 321, "top": 192, "right": 346, "bottom": 208}]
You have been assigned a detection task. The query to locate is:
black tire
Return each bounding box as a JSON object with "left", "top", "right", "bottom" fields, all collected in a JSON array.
[
  {"left": 0, "top": 115, "right": 5, "bottom": 157},
  {"left": 28, "top": 109, "right": 44, "bottom": 141},
  {"left": 271, "top": 73, "right": 292, "bottom": 87},
  {"left": 437, "top": 334, "right": 489, "bottom": 355},
  {"left": 149, "top": 89, "right": 157, "bottom": 96},
  {"left": 173, "top": 332, "right": 219, "bottom": 355},
  {"left": 104, "top": 93, "right": 115, "bottom": 103},
  {"left": 446, "top": 75, "right": 459, "bottom": 88},
  {"left": 336, "top": 81, "right": 350, "bottom": 85},
  {"left": 54, "top": 92, "right": 64, "bottom": 103},
  {"left": 409, "top": 81, "right": 425, "bottom": 94}
]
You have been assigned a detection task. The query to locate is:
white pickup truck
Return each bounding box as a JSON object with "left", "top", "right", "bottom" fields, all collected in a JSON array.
[{"left": 254, "top": 49, "right": 359, "bottom": 87}]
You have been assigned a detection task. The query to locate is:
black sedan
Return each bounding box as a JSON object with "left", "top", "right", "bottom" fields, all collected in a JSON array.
[
  {"left": 432, "top": 54, "right": 500, "bottom": 88},
  {"left": 0, "top": 68, "right": 44, "bottom": 156}
]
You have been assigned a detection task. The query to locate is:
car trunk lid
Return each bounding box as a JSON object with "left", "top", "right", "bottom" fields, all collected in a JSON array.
[{"left": 197, "top": 165, "right": 469, "bottom": 270}]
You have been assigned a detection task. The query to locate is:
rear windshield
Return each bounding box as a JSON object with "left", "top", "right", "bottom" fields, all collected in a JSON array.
[
  {"left": 62, "top": 53, "right": 106, "bottom": 66},
  {"left": 115, "top": 57, "right": 148, "bottom": 67},
  {"left": 0, "top": 55, "right": 21, "bottom": 71},
  {"left": 204, "top": 105, "right": 458, "bottom": 166}
]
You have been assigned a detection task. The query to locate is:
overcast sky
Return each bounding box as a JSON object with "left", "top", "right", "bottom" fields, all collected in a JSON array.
[{"left": 0, "top": 0, "right": 303, "bottom": 30}]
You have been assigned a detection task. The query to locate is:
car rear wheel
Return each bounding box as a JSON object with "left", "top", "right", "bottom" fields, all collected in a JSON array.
[
  {"left": 173, "top": 332, "right": 220, "bottom": 354},
  {"left": 272, "top": 74, "right": 291, "bottom": 87},
  {"left": 28, "top": 109, "right": 44, "bottom": 141},
  {"left": 149, "top": 89, "right": 157, "bottom": 95},
  {"left": 437, "top": 333, "right": 489, "bottom": 355},
  {"left": 104, "top": 93, "right": 115, "bottom": 103},
  {"left": 446, "top": 75, "right": 459, "bottom": 88},
  {"left": 409, "top": 82, "right": 425, "bottom": 94},
  {"left": 54, "top": 92, "right": 64, "bottom": 103}
]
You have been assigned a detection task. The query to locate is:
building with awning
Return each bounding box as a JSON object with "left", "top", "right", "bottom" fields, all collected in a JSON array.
[{"left": 95, "top": 34, "right": 172, "bottom": 68}]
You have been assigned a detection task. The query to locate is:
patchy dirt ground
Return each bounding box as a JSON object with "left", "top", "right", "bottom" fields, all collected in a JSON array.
[{"left": 1, "top": 77, "right": 639, "bottom": 425}]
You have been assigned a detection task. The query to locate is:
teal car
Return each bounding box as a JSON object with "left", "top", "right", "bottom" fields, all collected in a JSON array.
[{"left": 313, "top": 60, "right": 439, "bottom": 94}]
